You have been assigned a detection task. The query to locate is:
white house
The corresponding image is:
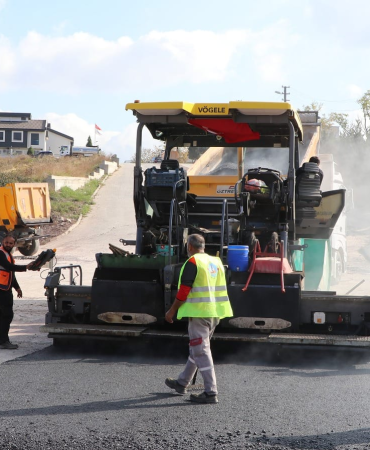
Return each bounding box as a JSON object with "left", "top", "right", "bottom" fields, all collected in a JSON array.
[{"left": 0, "top": 112, "right": 74, "bottom": 156}]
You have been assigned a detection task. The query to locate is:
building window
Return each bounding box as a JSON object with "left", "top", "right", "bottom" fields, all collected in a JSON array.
[
  {"left": 31, "top": 133, "right": 39, "bottom": 145},
  {"left": 0, "top": 130, "right": 4, "bottom": 142},
  {"left": 12, "top": 131, "right": 23, "bottom": 142}
]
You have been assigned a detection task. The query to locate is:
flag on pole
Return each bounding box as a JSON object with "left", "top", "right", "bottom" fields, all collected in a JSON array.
[{"left": 95, "top": 124, "right": 102, "bottom": 135}]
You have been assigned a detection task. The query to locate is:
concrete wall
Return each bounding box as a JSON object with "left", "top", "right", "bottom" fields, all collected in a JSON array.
[
  {"left": 46, "top": 175, "right": 89, "bottom": 191},
  {"left": 100, "top": 161, "right": 118, "bottom": 174},
  {"left": 89, "top": 168, "right": 105, "bottom": 180},
  {"left": 46, "top": 161, "right": 118, "bottom": 191}
]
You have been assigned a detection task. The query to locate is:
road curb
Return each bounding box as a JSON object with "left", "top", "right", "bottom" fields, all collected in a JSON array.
[
  {"left": 92, "top": 175, "right": 108, "bottom": 198},
  {"left": 58, "top": 174, "right": 110, "bottom": 237},
  {"left": 60, "top": 214, "right": 83, "bottom": 237}
]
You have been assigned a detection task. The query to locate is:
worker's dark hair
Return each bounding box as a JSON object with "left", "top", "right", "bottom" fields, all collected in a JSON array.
[
  {"left": 188, "top": 234, "right": 205, "bottom": 250},
  {"left": 2, "top": 233, "right": 17, "bottom": 242},
  {"left": 309, "top": 156, "right": 320, "bottom": 165}
]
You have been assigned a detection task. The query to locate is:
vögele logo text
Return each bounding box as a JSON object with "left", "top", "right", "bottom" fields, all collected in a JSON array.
[{"left": 198, "top": 106, "right": 226, "bottom": 114}]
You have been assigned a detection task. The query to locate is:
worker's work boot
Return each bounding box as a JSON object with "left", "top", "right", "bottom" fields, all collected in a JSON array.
[
  {"left": 190, "top": 392, "right": 218, "bottom": 404},
  {"left": 165, "top": 378, "right": 187, "bottom": 395},
  {"left": 0, "top": 341, "right": 18, "bottom": 350}
]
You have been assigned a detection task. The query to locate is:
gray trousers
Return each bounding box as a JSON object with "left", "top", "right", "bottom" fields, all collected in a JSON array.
[{"left": 177, "top": 317, "right": 220, "bottom": 395}]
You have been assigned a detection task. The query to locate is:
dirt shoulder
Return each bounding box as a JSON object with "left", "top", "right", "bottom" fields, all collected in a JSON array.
[{"left": 39, "top": 212, "right": 78, "bottom": 246}]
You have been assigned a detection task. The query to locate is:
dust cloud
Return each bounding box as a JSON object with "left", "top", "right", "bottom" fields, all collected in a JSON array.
[
  {"left": 321, "top": 138, "right": 370, "bottom": 295},
  {"left": 187, "top": 142, "right": 370, "bottom": 295}
]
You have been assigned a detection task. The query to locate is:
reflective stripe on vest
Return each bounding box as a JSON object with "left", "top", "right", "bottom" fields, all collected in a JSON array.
[
  {"left": 177, "top": 253, "right": 233, "bottom": 319},
  {"left": 0, "top": 247, "right": 13, "bottom": 290}
]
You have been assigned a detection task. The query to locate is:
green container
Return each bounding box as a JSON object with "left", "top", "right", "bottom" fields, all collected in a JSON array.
[
  {"left": 303, "top": 239, "right": 331, "bottom": 291},
  {"left": 97, "top": 253, "right": 177, "bottom": 270}
]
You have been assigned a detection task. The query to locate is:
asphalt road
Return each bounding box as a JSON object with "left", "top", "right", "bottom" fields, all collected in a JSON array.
[
  {"left": 2, "top": 163, "right": 370, "bottom": 449},
  {"left": 2, "top": 342, "right": 370, "bottom": 449}
]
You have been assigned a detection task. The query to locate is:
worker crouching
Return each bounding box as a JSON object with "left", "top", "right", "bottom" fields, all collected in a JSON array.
[{"left": 165, "top": 234, "right": 233, "bottom": 404}]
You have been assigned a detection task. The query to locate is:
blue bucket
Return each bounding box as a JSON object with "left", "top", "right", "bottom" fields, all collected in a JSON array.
[{"left": 227, "top": 245, "right": 249, "bottom": 272}]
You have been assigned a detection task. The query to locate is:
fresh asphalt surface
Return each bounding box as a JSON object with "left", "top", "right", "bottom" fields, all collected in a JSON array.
[
  {"left": 2, "top": 341, "right": 370, "bottom": 449},
  {"left": 2, "top": 164, "right": 370, "bottom": 449}
]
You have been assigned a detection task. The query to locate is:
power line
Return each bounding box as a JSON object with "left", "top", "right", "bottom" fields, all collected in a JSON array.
[
  {"left": 275, "top": 85, "right": 290, "bottom": 102},
  {"left": 290, "top": 87, "right": 358, "bottom": 103}
]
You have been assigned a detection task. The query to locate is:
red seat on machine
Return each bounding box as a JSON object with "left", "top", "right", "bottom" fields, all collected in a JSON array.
[{"left": 242, "top": 241, "right": 292, "bottom": 293}]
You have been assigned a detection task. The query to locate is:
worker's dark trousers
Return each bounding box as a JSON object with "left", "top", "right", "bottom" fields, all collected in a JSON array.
[
  {"left": 0, "top": 290, "right": 14, "bottom": 344},
  {"left": 177, "top": 317, "right": 219, "bottom": 395}
]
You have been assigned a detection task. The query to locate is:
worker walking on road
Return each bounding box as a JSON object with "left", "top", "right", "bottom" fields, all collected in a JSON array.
[
  {"left": 0, "top": 234, "right": 35, "bottom": 349},
  {"left": 165, "top": 234, "right": 233, "bottom": 404}
]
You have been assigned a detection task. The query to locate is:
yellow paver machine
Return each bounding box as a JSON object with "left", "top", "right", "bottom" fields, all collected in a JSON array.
[{"left": 42, "top": 101, "right": 370, "bottom": 348}]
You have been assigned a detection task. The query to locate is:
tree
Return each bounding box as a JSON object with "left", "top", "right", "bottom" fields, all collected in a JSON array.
[
  {"left": 86, "top": 136, "right": 93, "bottom": 147},
  {"left": 300, "top": 102, "right": 351, "bottom": 141},
  {"left": 358, "top": 90, "right": 370, "bottom": 138},
  {"left": 129, "top": 148, "right": 158, "bottom": 163},
  {"left": 300, "top": 101, "right": 324, "bottom": 113}
]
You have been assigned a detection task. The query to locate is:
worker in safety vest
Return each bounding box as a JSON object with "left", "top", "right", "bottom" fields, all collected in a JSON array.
[
  {"left": 0, "top": 234, "right": 35, "bottom": 349},
  {"left": 165, "top": 233, "right": 233, "bottom": 404}
]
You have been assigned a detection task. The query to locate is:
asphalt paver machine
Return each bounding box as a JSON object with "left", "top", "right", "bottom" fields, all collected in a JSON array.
[{"left": 42, "top": 101, "right": 370, "bottom": 348}]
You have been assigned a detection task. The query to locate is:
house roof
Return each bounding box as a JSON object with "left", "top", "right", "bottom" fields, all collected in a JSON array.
[
  {"left": 0, "top": 112, "right": 31, "bottom": 119},
  {"left": 49, "top": 128, "right": 74, "bottom": 140},
  {"left": 0, "top": 117, "right": 73, "bottom": 140},
  {"left": 0, "top": 120, "right": 46, "bottom": 130}
]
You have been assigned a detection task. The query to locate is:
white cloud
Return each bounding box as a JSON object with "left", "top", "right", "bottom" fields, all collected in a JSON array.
[
  {"left": 251, "top": 20, "right": 299, "bottom": 83},
  {"left": 0, "top": 26, "right": 298, "bottom": 93},
  {"left": 44, "top": 112, "right": 156, "bottom": 161},
  {"left": 141, "top": 29, "right": 248, "bottom": 84},
  {"left": 52, "top": 21, "right": 69, "bottom": 34},
  {"left": 303, "top": 6, "right": 313, "bottom": 18},
  {"left": 0, "top": 35, "right": 15, "bottom": 87}
]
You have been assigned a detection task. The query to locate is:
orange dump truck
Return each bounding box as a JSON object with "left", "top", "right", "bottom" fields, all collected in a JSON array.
[{"left": 0, "top": 182, "right": 52, "bottom": 255}]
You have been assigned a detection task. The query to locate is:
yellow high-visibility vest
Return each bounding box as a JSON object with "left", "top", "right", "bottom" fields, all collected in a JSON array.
[{"left": 177, "top": 253, "right": 233, "bottom": 319}]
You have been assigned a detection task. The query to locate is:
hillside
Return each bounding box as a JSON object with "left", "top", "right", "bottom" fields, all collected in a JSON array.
[
  {"left": 0, "top": 154, "right": 107, "bottom": 185},
  {"left": 0, "top": 154, "right": 111, "bottom": 246}
]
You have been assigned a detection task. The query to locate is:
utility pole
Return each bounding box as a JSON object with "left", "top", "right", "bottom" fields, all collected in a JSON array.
[{"left": 275, "top": 85, "right": 290, "bottom": 102}]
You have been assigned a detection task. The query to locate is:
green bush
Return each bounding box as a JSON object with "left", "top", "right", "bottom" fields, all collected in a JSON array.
[
  {"left": 50, "top": 179, "right": 100, "bottom": 219},
  {"left": 0, "top": 172, "right": 31, "bottom": 187}
]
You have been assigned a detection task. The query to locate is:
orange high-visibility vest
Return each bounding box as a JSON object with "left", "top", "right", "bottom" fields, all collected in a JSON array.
[{"left": 0, "top": 247, "right": 13, "bottom": 290}]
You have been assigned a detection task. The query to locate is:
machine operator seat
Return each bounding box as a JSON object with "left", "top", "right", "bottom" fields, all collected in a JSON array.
[
  {"left": 144, "top": 157, "right": 187, "bottom": 214},
  {"left": 160, "top": 159, "right": 179, "bottom": 170},
  {"left": 296, "top": 162, "right": 322, "bottom": 207},
  {"left": 243, "top": 168, "right": 284, "bottom": 205}
]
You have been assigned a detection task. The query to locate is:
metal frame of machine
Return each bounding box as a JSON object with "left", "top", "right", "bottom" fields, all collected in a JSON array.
[{"left": 41, "top": 101, "right": 370, "bottom": 348}]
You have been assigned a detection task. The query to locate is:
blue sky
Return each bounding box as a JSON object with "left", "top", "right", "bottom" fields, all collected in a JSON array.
[{"left": 0, "top": 0, "right": 369, "bottom": 160}]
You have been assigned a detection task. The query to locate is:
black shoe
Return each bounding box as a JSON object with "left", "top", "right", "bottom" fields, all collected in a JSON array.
[
  {"left": 190, "top": 392, "right": 218, "bottom": 404},
  {"left": 165, "top": 378, "right": 187, "bottom": 395},
  {"left": 0, "top": 341, "right": 18, "bottom": 350}
]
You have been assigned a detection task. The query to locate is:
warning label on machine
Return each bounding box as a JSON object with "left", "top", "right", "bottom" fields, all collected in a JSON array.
[{"left": 216, "top": 185, "right": 235, "bottom": 194}]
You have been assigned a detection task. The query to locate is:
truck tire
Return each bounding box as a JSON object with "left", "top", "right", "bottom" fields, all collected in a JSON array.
[{"left": 18, "top": 239, "right": 40, "bottom": 256}]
